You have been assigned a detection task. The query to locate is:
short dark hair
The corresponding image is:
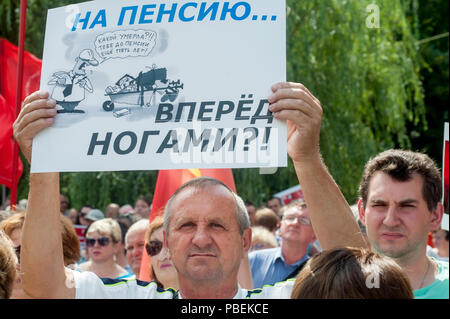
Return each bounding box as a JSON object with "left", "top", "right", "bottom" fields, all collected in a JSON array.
[
  {"left": 245, "top": 201, "right": 255, "bottom": 207},
  {"left": 359, "top": 149, "right": 442, "bottom": 211},
  {"left": 136, "top": 196, "right": 152, "bottom": 206},
  {"left": 267, "top": 197, "right": 282, "bottom": 205},
  {"left": 254, "top": 208, "right": 279, "bottom": 232}
]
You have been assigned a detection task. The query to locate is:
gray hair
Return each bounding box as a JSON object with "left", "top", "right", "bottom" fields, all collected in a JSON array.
[
  {"left": 125, "top": 218, "right": 149, "bottom": 246},
  {"left": 163, "top": 177, "right": 250, "bottom": 236}
]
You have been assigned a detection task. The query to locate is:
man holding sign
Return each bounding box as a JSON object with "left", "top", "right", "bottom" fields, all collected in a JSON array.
[
  {"left": 14, "top": 81, "right": 366, "bottom": 299},
  {"left": 14, "top": 0, "right": 367, "bottom": 299},
  {"left": 32, "top": 0, "right": 290, "bottom": 172}
]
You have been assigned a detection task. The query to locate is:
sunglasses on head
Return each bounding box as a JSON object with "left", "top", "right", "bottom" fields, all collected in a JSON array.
[
  {"left": 145, "top": 240, "right": 163, "bottom": 256},
  {"left": 86, "top": 237, "right": 110, "bottom": 247}
]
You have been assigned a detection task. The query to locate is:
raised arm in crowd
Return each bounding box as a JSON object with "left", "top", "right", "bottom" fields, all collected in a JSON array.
[{"left": 13, "top": 83, "right": 366, "bottom": 298}]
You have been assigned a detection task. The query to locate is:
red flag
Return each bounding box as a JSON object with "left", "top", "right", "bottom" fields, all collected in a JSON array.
[
  {"left": 138, "top": 168, "right": 236, "bottom": 281},
  {"left": 0, "top": 94, "right": 23, "bottom": 188},
  {"left": 0, "top": 38, "right": 42, "bottom": 107},
  {"left": 0, "top": 38, "right": 41, "bottom": 189}
]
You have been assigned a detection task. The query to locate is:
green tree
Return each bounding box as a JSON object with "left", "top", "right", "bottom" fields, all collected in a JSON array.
[
  {"left": 279, "top": 0, "right": 425, "bottom": 204},
  {"left": 408, "top": 0, "right": 449, "bottom": 162}
]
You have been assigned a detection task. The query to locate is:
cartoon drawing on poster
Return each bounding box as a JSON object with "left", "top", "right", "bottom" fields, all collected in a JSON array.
[
  {"left": 103, "top": 64, "right": 184, "bottom": 117},
  {"left": 47, "top": 28, "right": 171, "bottom": 118},
  {"left": 48, "top": 48, "right": 98, "bottom": 113},
  {"left": 32, "top": 0, "right": 287, "bottom": 173}
]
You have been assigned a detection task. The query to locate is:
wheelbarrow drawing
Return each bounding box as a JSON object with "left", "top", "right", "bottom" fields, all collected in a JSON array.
[{"left": 103, "top": 66, "right": 184, "bottom": 112}]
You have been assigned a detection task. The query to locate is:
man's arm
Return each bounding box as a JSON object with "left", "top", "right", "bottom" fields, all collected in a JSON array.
[
  {"left": 13, "top": 91, "right": 75, "bottom": 298},
  {"left": 269, "top": 82, "right": 366, "bottom": 250}
]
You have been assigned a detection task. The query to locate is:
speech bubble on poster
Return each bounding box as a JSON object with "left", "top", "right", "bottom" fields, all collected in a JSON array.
[{"left": 94, "top": 30, "right": 157, "bottom": 61}]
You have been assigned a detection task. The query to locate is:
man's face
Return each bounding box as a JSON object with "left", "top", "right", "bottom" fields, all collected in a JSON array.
[
  {"left": 106, "top": 205, "right": 120, "bottom": 219},
  {"left": 165, "top": 185, "right": 250, "bottom": 285},
  {"left": 79, "top": 207, "right": 91, "bottom": 226},
  {"left": 359, "top": 172, "right": 441, "bottom": 260},
  {"left": 135, "top": 200, "right": 150, "bottom": 218},
  {"left": 279, "top": 206, "right": 315, "bottom": 244},
  {"left": 432, "top": 230, "right": 448, "bottom": 250},
  {"left": 60, "top": 195, "right": 68, "bottom": 213},
  {"left": 125, "top": 228, "right": 146, "bottom": 276},
  {"left": 267, "top": 198, "right": 282, "bottom": 214},
  {"left": 68, "top": 209, "right": 78, "bottom": 224}
]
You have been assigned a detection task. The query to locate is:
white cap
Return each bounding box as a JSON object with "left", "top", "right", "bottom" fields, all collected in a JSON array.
[{"left": 78, "top": 49, "right": 99, "bottom": 66}]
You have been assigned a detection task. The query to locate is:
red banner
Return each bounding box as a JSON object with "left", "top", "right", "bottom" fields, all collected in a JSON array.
[
  {"left": 273, "top": 184, "right": 304, "bottom": 205},
  {"left": 0, "top": 94, "right": 23, "bottom": 188},
  {"left": 0, "top": 38, "right": 42, "bottom": 188}
]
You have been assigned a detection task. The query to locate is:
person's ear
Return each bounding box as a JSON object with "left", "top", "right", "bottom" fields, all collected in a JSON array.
[
  {"left": 357, "top": 199, "right": 367, "bottom": 226},
  {"left": 430, "top": 202, "right": 444, "bottom": 231}
]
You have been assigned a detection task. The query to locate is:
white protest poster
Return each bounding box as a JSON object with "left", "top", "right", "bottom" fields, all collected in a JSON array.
[{"left": 31, "top": 0, "right": 287, "bottom": 172}]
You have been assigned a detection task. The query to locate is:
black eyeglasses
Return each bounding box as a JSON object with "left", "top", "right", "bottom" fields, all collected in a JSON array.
[
  {"left": 86, "top": 237, "right": 110, "bottom": 247},
  {"left": 145, "top": 240, "right": 163, "bottom": 256}
]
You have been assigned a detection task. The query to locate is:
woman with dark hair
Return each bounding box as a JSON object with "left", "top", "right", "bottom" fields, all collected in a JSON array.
[
  {"left": 291, "top": 247, "right": 413, "bottom": 299},
  {"left": 134, "top": 196, "right": 152, "bottom": 219}
]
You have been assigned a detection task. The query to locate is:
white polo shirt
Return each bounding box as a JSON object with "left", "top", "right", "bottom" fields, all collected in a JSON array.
[{"left": 72, "top": 269, "right": 294, "bottom": 299}]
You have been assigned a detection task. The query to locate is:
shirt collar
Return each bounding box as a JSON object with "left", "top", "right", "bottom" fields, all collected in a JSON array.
[
  {"left": 177, "top": 285, "right": 244, "bottom": 299},
  {"left": 276, "top": 247, "right": 310, "bottom": 266}
]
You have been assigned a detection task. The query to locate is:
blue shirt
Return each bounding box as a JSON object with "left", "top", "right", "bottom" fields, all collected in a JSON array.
[{"left": 249, "top": 247, "right": 310, "bottom": 289}]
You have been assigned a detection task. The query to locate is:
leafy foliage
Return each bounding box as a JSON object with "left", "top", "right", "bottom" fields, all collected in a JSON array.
[{"left": 408, "top": 0, "right": 449, "bottom": 161}]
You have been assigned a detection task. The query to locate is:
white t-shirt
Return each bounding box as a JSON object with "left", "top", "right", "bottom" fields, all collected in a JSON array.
[
  {"left": 242, "top": 279, "right": 295, "bottom": 299},
  {"left": 72, "top": 269, "right": 294, "bottom": 299},
  {"left": 72, "top": 270, "right": 175, "bottom": 299}
]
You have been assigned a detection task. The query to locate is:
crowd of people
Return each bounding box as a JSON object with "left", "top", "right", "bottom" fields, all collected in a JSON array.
[
  {"left": 0, "top": 193, "right": 174, "bottom": 283},
  {"left": 0, "top": 81, "right": 448, "bottom": 299}
]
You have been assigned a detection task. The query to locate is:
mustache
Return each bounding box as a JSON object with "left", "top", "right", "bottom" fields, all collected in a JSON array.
[
  {"left": 186, "top": 246, "right": 218, "bottom": 257},
  {"left": 379, "top": 227, "right": 406, "bottom": 235}
]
